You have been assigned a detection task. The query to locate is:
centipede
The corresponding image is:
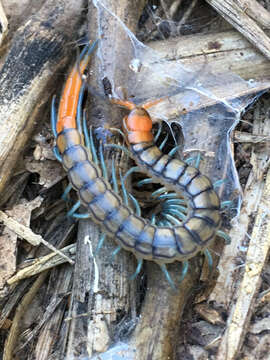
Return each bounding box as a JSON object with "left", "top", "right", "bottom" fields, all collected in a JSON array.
[{"left": 51, "top": 42, "right": 229, "bottom": 286}]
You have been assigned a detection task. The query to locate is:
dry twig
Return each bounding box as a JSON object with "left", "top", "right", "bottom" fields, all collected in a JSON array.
[{"left": 206, "top": 0, "right": 270, "bottom": 59}]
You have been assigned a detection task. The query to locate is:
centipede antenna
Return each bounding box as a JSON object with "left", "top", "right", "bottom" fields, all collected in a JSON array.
[
  {"left": 76, "top": 81, "right": 86, "bottom": 134},
  {"left": 123, "top": 166, "right": 141, "bottom": 183},
  {"left": 111, "top": 245, "right": 122, "bottom": 260},
  {"left": 62, "top": 183, "right": 73, "bottom": 201},
  {"left": 111, "top": 158, "right": 119, "bottom": 194},
  {"left": 179, "top": 261, "right": 189, "bottom": 283},
  {"left": 137, "top": 178, "right": 154, "bottom": 187},
  {"left": 53, "top": 147, "right": 62, "bottom": 163},
  {"left": 168, "top": 145, "right": 181, "bottom": 157},
  {"left": 89, "top": 126, "right": 98, "bottom": 165},
  {"left": 51, "top": 96, "right": 57, "bottom": 138},
  {"left": 213, "top": 179, "right": 226, "bottom": 189},
  {"left": 221, "top": 200, "right": 233, "bottom": 209},
  {"left": 194, "top": 153, "right": 201, "bottom": 169},
  {"left": 128, "top": 193, "right": 141, "bottom": 216},
  {"left": 160, "top": 264, "right": 176, "bottom": 290},
  {"left": 99, "top": 142, "right": 108, "bottom": 180},
  {"left": 120, "top": 171, "right": 129, "bottom": 206},
  {"left": 162, "top": 213, "right": 182, "bottom": 225},
  {"left": 67, "top": 200, "right": 81, "bottom": 218},
  {"left": 217, "top": 230, "right": 231, "bottom": 244},
  {"left": 159, "top": 133, "right": 169, "bottom": 151},
  {"left": 152, "top": 187, "right": 167, "bottom": 197},
  {"left": 154, "top": 122, "right": 162, "bottom": 142},
  {"left": 82, "top": 109, "right": 91, "bottom": 150},
  {"left": 130, "top": 259, "right": 143, "bottom": 280},
  {"left": 105, "top": 143, "right": 132, "bottom": 158},
  {"left": 94, "top": 233, "right": 106, "bottom": 256},
  {"left": 162, "top": 208, "right": 186, "bottom": 221},
  {"left": 204, "top": 248, "right": 213, "bottom": 274}
]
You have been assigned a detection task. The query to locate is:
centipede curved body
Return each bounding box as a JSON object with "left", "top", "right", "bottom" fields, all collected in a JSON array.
[{"left": 53, "top": 44, "right": 222, "bottom": 265}]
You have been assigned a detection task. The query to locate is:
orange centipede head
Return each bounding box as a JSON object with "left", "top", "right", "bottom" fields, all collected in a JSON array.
[
  {"left": 123, "top": 107, "right": 154, "bottom": 144},
  {"left": 125, "top": 107, "right": 153, "bottom": 132}
]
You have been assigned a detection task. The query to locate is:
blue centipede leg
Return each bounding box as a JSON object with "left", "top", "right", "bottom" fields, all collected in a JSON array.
[
  {"left": 51, "top": 95, "right": 57, "bottom": 138},
  {"left": 150, "top": 214, "right": 156, "bottom": 225},
  {"left": 99, "top": 142, "right": 108, "bottom": 180},
  {"left": 67, "top": 200, "right": 81, "bottom": 217},
  {"left": 159, "top": 133, "right": 169, "bottom": 151},
  {"left": 137, "top": 178, "right": 154, "bottom": 187},
  {"left": 89, "top": 125, "right": 99, "bottom": 165},
  {"left": 111, "top": 245, "right": 122, "bottom": 260},
  {"left": 152, "top": 187, "right": 167, "bottom": 197},
  {"left": 221, "top": 200, "right": 233, "bottom": 209},
  {"left": 162, "top": 213, "right": 182, "bottom": 225},
  {"left": 168, "top": 145, "right": 181, "bottom": 157},
  {"left": 217, "top": 230, "right": 231, "bottom": 244},
  {"left": 62, "top": 183, "right": 73, "bottom": 200},
  {"left": 128, "top": 193, "right": 141, "bottom": 216},
  {"left": 111, "top": 158, "right": 119, "bottom": 193},
  {"left": 160, "top": 264, "right": 176, "bottom": 290},
  {"left": 120, "top": 172, "right": 129, "bottom": 206},
  {"left": 53, "top": 146, "right": 62, "bottom": 163},
  {"left": 185, "top": 156, "right": 197, "bottom": 165},
  {"left": 155, "top": 193, "right": 179, "bottom": 201},
  {"left": 162, "top": 203, "right": 188, "bottom": 213},
  {"left": 154, "top": 122, "right": 162, "bottom": 142},
  {"left": 161, "top": 208, "right": 186, "bottom": 221},
  {"left": 108, "top": 127, "right": 127, "bottom": 140},
  {"left": 162, "top": 199, "right": 186, "bottom": 206},
  {"left": 82, "top": 109, "right": 91, "bottom": 150},
  {"left": 179, "top": 261, "right": 189, "bottom": 283},
  {"left": 94, "top": 233, "right": 107, "bottom": 256},
  {"left": 213, "top": 179, "right": 227, "bottom": 189},
  {"left": 204, "top": 248, "right": 213, "bottom": 274},
  {"left": 194, "top": 153, "right": 201, "bottom": 169},
  {"left": 76, "top": 82, "right": 87, "bottom": 134},
  {"left": 130, "top": 259, "right": 143, "bottom": 280},
  {"left": 67, "top": 201, "right": 91, "bottom": 219},
  {"left": 123, "top": 166, "right": 141, "bottom": 183},
  {"left": 105, "top": 143, "right": 133, "bottom": 158}
]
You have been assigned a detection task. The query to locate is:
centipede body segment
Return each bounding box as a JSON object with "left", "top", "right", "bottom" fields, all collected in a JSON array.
[{"left": 52, "top": 43, "right": 224, "bottom": 271}]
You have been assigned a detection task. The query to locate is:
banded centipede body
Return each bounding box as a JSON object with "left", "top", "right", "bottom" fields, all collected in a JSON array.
[{"left": 51, "top": 43, "right": 227, "bottom": 283}]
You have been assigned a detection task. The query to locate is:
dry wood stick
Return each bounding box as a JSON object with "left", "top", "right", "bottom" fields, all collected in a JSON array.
[
  {"left": 206, "top": 0, "right": 270, "bottom": 59},
  {"left": 0, "top": 0, "right": 86, "bottom": 196}
]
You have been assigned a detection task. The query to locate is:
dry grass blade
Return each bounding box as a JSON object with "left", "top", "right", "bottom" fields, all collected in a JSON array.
[
  {"left": 0, "top": 210, "right": 74, "bottom": 265},
  {"left": 7, "top": 244, "right": 76, "bottom": 285}
]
